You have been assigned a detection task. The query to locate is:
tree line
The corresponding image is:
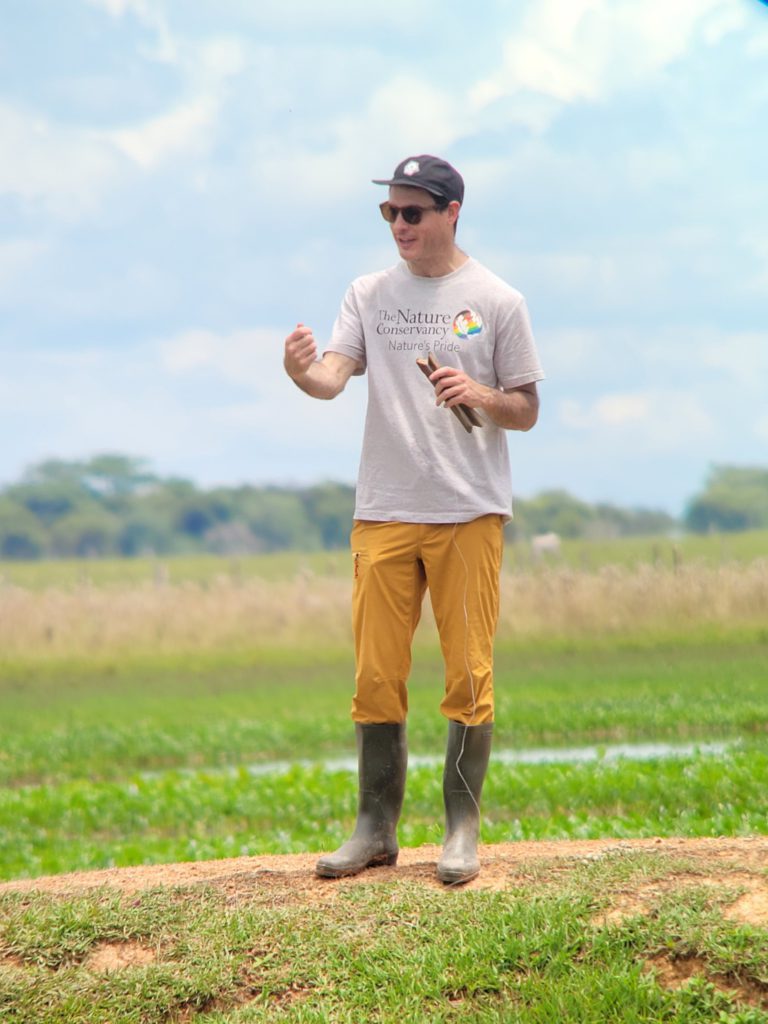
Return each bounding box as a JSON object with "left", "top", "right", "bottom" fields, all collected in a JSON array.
[{"left": 0, "top": 456, "right": 765, "bottom": 560}]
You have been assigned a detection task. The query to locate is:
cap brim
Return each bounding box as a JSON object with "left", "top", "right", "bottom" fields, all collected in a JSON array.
[{"left": 371, "top": 176, "right": 445, "bottom": 197}]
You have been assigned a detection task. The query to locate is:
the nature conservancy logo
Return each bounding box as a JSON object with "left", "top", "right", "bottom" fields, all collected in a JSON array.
[
  {"left": 377, "top": 307, "right": 452, "bottom": 336},
  {"left": 452, "top": 309, "right": 483, "bottom": 340},
  {"left": 376, "top": 306, "right": 485, "bottom": 351}
]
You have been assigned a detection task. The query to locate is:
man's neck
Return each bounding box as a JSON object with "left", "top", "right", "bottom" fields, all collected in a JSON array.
[{"left": 406, "top": 247, "right": 469, "bottom": 278}]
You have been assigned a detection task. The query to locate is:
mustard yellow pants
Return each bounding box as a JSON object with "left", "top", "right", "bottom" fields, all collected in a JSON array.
[{"left": 350, "top": 515, "right": 504, "bottom": 726}]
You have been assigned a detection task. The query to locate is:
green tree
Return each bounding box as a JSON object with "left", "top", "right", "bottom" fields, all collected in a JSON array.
[
  {"left": 240, "top": 488, "right": 319, "bottom": 551},
  {"left": 19, "top": 457, "right": 88, "bottom": 486},
  {"left": 49, "top": 507, "right": 122, "bottom": 558},
  {"left": 300, "top": 482, "right": 356, "bottom": 548},
  {"left": 515, "top": 489, "right": 595, "bottom": 539},
  {"left": 0, "top": 499, "right": 48, "bottom": 559},
  {"left": 591, "top": 503, "right": 677, "bottom": 538},
  {"left": 6, "top": 479, "right": 88, "bottom": 527},
  {"left": 173, "top": 488, "right": 235, "bottom": 539},
  {"left": 82, "top": 454, "right": 158, "bottom": 510},
  {"left": 7, "top": 455, "right": 151, "bottom": 529},
  {"left": 117, "top": 517, "right": 176, "bottom": 556},
  {"left": 685, "top": 465, "right": 768, "bottom": 533},
  {"left": 131, "top": 478, "right": 201, "bottom": 552}
]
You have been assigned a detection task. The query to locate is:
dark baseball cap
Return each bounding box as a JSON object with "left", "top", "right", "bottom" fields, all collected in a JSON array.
[{"left": 372, "top": 154, "right": 464, "bottom": 205}]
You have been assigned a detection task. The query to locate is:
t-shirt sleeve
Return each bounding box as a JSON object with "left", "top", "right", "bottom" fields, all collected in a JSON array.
[
  {"left": 324, "top": 283, "right": 367, "bottom": 375},
  {"left": 493, "top": 295, "right": 544, "bottom": 390}
]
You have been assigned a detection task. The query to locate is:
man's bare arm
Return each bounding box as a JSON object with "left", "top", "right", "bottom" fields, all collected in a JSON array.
[
  {"left": 431, "top": 366, "right": 539, "bottom": 431},
  {"left": 479, "top": 381, "right": 539, "bottom": 430},
  {"left": 284, "top": 324, "right": 360, "bottom": 400}
]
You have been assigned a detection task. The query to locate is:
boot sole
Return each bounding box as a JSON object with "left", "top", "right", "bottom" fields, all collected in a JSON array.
[
  {"left": 436, "top": 865, "right": 480, "bottom": 886},
  {"left": 315, "top": 851, "right": 398, "bottom": 879}
]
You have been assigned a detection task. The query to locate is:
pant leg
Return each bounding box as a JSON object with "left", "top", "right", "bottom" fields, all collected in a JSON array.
[
  {"left": 421, "top": 515, "right": 504, "bottom": 725},
  {"left": 350, "top": 520, "right": 427, "bottom": 724}
]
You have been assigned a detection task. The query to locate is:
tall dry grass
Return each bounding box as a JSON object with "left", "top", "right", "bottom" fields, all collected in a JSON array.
[
  {"left": 0, "top": 561, "right": 766, "bottom": 659},
  {"left": 498, "top": 561, "right": 768, "bottom": 639}
]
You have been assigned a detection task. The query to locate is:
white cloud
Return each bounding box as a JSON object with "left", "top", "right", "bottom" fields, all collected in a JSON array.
[
  {"left": 596, "top": 326, "right": 765, "bottom": 381},
  {"left": 695, "top": 333, "right": 768, "bottom": 392},
  {"left": 103, "top": 29, "right": 248, "bottom": 168},
  {"left": 85, "top": 0, "right": 147, "bottom": 16},
  {"left": 0, "top": 347, "right": 195, "bottom": 472},
  {"left": 471, "top": 0, "right": 742, "bottom": 123},
  {"left": 0, "top": 239, "right": 50, "bottom": 295},
  {"left": 532, "top": 328, "right": 606, "bottom": 376},
  {"left": 0, "top": 102, "right": 124, "bottom": 217},
  {"left": 746, "top": 24, "right": 768, "bottom": 57},
  {"left": 84, "top": 0, "right": 180, "bottom": 64},
  {"left": 185, "top": 0, "right": 437, "bottom": 31},
  {"left": 108, "top": 97, "right": 217, "bottom": 168},
  {"left": 559, "top": 389, "right": 716, "bottom": 449},
  {"left": 364, "top": 76, "right": 463, "bottom": 153},
  {"left": 740, "top": 232, "right": 768, "bottom": 295},
  {"left": 0, "top": 17, "right": 248, "bottom": 212},
  {"left": 560, "top": 392, "right": 649, "bottom": 428},
  {"left": 160, "top": 327, "right": 277, "bottom": 388},
  {"left": 250, "top": 73, "right": 467, "bottom": 202},
  {"left": 195, "top": 36, "right": 247, "bottom": 80},
  {"left": 0, "top": 333, "right": 367, "bottom": 486},
  {"left": 157, "top": 325, "right": 367, "bottom": 465}
]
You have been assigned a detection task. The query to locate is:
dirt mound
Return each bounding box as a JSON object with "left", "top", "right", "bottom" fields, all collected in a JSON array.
[{"left": 2, "top": 835, "right": 767, "bottom": 927}]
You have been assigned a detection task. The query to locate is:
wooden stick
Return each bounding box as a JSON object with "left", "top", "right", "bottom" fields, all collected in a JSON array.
[
  {"left": 416, "top": 354, "right": 482, "bottom": 433},
  {"left": 416, "top": 356, "right": 474, "bottom": 432},
  {"left": 426, "top": 354, "right": 483, "bottom": 428}
]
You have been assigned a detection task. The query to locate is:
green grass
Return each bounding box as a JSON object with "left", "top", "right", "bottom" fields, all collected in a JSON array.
[
  {"left": 2, "top": 853, "right": 768, "bottom": 1022},
  {"left": 547, "top": 529, "right": 768, "bottom": 572},
  {"left": 0, "top": 550, "right": 351, "bottom": 589},
  {"left": 1, "top": 547, "right": 768, "bottom": 1021},
  {"left": 2, "top": 640, "right": 767, "bottom": 788},
  {"left": 2, "top": 745, "right": 767, "bottom": 880},
  {"left": 0, "top": 527, "right": 765, "bottom": 589},
  {"left": 1, "top": 636, "right": 767, "bottom": 881}
]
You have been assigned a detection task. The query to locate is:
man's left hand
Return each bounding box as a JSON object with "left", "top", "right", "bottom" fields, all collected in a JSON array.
[
  {"left": 429, "top": 366, "right": 540, "bottom": 431},
  {"left": 430, "top": 365, "right": 488, "bottom": 410}
]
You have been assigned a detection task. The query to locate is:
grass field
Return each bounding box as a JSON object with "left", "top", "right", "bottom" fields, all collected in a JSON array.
[
  {"left": 1, "top": 538, "right": 767, "bottom": 1021},
  {"left": 0, "top": 534, "right": 766, "bottom": 880},
  {"left": 3, "top": 847, "right": 768, "bottom": 1024},
  {"left": 0, "top": 526, "right": 766, "bottom": 589}
]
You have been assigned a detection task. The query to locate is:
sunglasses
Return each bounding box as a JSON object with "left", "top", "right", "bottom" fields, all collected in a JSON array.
[{"left": 379, "top": 201, "right": 444, "bottom": 225}]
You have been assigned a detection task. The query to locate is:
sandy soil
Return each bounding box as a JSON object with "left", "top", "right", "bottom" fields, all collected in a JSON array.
[{"left": 2, "top": 837, "right": 767, "bottom": 928}]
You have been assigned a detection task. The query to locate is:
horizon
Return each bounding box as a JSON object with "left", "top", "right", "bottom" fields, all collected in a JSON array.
[{"left": 5, "top": 448, "right": 763, "bottom": 521}]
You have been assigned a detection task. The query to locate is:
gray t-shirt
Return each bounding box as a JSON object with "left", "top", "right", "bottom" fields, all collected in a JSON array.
[{"left": 325, "top": 257, "right": 544, "bottom": 523}]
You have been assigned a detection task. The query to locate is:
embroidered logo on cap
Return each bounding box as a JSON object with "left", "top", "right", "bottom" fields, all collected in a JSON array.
[
  {"left": 403, "top": 160, "right": 420, "bottom": 176},
  {"left": 453, "top": 309, "right": 483, "bottom": 340}
]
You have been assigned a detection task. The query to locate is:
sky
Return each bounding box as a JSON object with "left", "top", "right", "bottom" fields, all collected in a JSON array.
[{"left": 1, "top": 0, "right": 767, "bottom": 516}]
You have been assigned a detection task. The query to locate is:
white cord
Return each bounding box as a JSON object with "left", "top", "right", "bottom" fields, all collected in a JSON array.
[{"left": 449, "top": 517, "right": 482, "bottom": 815}]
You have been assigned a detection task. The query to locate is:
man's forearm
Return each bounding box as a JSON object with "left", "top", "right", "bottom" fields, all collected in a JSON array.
[
  {"left": 284, "top": 328, "right": 358, "bottom": 400},
  {"left": 287, "top": 361, "right": 347, "bottom": 400},
  {"left": 431, "top": 366, "right": 539, "bottom": 431},
  {"left": 479, "top": 384, "right": 539, "bottom": 431}
]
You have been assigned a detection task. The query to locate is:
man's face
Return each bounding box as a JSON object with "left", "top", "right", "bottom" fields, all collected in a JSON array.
[{"left": 385, "top": 185, "right": 458, "bottom": 266}]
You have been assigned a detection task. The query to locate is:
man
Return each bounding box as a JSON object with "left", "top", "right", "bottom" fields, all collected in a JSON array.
[{"left": 283, "top": 154, "right": 544, "bottom": 884}]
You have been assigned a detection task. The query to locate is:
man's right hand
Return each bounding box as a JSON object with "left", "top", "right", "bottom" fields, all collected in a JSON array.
[
  {"left": 284, "top": 323, "right": 317, "bottom": 380},
  {"left": 283, "top": 327, "right": 359, "bottom": 400}
]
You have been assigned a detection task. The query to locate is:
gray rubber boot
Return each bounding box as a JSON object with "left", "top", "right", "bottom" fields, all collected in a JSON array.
[
  {"left": 437, "top": 721, "right": 493, "bottom": 885},
  {"left": 315, "top": 723, "right": 407, "bottom": 878}
]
